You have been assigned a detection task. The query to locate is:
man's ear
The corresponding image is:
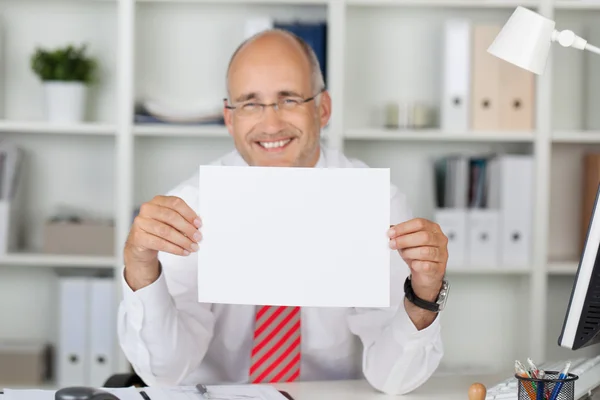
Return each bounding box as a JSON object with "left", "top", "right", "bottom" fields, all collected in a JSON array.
[{"left": 319, "top": 91, "right": 332, "bottom": 129}]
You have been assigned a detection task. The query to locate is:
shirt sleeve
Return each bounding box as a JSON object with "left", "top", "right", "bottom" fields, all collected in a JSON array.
[
  {"left": 117, "top": 181, "right": 216, "bottom": 386},
  {"left": 345, "top": 187, "right": 444, "bottom": 395}
]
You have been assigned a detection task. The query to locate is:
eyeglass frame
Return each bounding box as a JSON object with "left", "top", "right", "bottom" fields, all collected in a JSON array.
[{"left": 223, "top": 87, "right": 326, "bottom": 116}]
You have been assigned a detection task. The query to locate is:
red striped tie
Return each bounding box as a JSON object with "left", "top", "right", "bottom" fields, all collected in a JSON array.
[{"left": 248, "top": 305, "right": 301, "bottom": 383}]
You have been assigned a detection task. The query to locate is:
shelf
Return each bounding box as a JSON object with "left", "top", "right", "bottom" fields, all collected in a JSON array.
[
  {"left": 0, "top": 121, "right": 115, "bottom": 136},
  {"left": 547, "top": 261, "right": 579, "bottom": 275},
  {"left": 446, "top": 267, "right": 531, "bottom": 275},
  {"left": 346, "top": 0, "right": 536, "bottom": 7},
  {"left": 344, "top": 128, "right": 535, "bottom": 142},
  {"left": 134, "top": 124, "right": 231, "bottom": 138},
  {"left": 552, "top": 131, "right": 600, "bottom": 143},
  {"left": 135, "top": 0, "right": 327, "bottom": 3},
  {"left": 554, "top": 1, "right": 600, "bottom": 9},
  {"left": 0, "top": 253, "right": 116, "bottom": 269}
]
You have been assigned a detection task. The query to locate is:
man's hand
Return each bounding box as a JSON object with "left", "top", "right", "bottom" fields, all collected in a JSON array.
[
  {"left": 124, "top": 195, "right": 202, "bottom": 291},
  {"left": 387, "top": 218, "right": 448, "bottom": 329}
]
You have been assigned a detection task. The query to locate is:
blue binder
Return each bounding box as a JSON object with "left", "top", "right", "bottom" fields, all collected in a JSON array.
[{"left": 274, "top": 21, "right": 327, "bottom": 87}]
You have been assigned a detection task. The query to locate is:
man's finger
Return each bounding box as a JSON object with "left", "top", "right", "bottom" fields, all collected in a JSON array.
[
  {"left": 136, "top": 230, "right": 192, "bottom": 257},
  {"left": 151, "top": 195, "right": 201, "bottom": 228},
  {"left": 399, "top": 246, "right": 441, "bottom": 262},
  {"left": 388, "top": 218, "right": 436, "bottom": 238},
  {"left": 139, "top": 202, "right": 201, "bottom": 241},
  {"left": 389, "top": 230, "right": 441, "bottom": 250},
  {"left": 136, "top": 217, "right": 199, "bottom": 253}
]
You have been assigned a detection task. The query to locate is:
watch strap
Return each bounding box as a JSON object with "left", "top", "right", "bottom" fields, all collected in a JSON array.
[{"left": 404, "top": 276, "right": 440, "bottom": 312}]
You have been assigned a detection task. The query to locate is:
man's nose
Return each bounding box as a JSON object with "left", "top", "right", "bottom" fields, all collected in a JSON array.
[{"left": 260, "top": 104, "right": 286, "bottom": 133}]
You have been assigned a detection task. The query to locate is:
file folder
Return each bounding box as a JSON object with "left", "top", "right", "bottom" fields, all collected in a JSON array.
[
  {"left": 498, "top": 58, "right": 535, "bottom": 130},
  {"left": 441, "top": 19, "right": 471, "bottom": 132},
  {"left": 88, "top": 277, "right": 115, "bottom": 387},
  {"left": 498, "top": 155, "right": 534, "bottom": 268},
  {"left": 57, "top": 276, "right": 90, "bottom": 387},
  {"left": 471, "top": 25, "right": 501, "bottom": 130}
]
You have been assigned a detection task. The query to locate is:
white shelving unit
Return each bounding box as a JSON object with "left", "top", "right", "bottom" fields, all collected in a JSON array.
[{"left": 2, "top": 0, "right": 600, "bottom": 387}]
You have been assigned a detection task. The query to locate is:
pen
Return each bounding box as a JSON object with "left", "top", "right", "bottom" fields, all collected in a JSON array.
[
  {"left": 515, "top": 360, "right": 536, "bottom": 400},
  {"left": 549, "top": 361, "right": 571, "bottom": 400},
  {"left": 196, "top": 384, "right": 210, "bottom": 399},
  {"left": 140, "top": 391, "right": 151, "bottom": 400},
  {"left": 536, "top": 370, "right": 545, "bottom": 400}
]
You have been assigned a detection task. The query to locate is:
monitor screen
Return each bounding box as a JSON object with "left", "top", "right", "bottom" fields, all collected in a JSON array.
[{"left": 559, "top": 182, "right": 600, "bottom": 350}]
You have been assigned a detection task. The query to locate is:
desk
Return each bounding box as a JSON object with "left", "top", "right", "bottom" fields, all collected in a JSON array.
[
  {"left": 273, "top": 373, "right": 508, "bottom": 399},
  {"left": 0, "top": 373, "right": 508, "bottom": 399}
]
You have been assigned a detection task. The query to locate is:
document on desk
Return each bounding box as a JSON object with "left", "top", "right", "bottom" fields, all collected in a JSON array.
[
  {"left": 144, "top": 385, "right": 287, "bottom": 400},
  {"left": 197, "top": 165, "right": 391, "bottom": 308}
]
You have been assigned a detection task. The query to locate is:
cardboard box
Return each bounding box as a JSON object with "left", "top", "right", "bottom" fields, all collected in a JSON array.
[{"left": 43, "top": 221, "right": 114, "bottom": 256}]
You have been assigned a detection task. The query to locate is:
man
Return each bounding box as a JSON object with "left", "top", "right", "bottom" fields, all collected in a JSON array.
[{"left": 118, "top": 29, "right": 449, "bottom": 396}]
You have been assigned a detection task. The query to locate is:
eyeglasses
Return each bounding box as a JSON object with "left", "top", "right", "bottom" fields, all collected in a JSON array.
[{"left": 224, "top": 88, "right": 325, "bottom": 118}]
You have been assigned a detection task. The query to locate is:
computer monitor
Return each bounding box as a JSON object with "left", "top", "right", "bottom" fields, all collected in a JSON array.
[{"left": 559, "top": 183, "right": 600, "bottom": 350}]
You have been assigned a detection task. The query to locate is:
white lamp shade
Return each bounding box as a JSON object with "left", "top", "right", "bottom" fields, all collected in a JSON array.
[{"left": 487, "top": 6, "right": 555, "bottom": 75}]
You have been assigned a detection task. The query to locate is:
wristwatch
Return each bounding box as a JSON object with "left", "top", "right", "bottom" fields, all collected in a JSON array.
[{"left": 404, "top": 275, "right": 449, "bottom": 313}]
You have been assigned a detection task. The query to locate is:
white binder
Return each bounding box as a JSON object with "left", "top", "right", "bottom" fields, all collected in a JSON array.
[
  {"left": 57, "top": 276, "right": 90, "bottom": 387},
  {"left": 88, "top": 277, "right": 115, "bottom": 388},
  {"left": 434, "top": 208, "right": 467, "bottom": 268},
  {"left": 498, "top": 155, "right": 534, "bottom": 268},
  {"left": 441, "top": 19, "right": 471, "bottom": 132},
  {"left": 467, "top": 209, "right": 500, "bottom": 267}
]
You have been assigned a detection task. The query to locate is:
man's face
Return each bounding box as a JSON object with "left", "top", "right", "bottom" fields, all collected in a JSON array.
[{"left": 224, "top": 37, "right": 331, "bottom": 168}]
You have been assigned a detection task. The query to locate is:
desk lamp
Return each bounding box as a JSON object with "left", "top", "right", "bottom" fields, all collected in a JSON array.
[
  {"left": 487, "top": 5, "right": 600, "bottom": 75},
  {"left": 488, "top": 6, "right": 600, "bottom": 351}
]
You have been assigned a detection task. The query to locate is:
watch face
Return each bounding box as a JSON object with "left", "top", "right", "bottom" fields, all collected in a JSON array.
[{"left": 436, "top": 280, "right": 449, "bottom": 311}]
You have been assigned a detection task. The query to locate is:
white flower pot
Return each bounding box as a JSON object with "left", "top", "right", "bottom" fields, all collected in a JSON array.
[{"left": 43, "top": 81, "right": 87, "bottom": 123}]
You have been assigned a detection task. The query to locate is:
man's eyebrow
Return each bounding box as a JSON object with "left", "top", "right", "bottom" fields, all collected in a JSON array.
[
  {"left": 278, "top": 90, "right": 303, "bottom": 98},
  {"left": 234, "top": 92, "right": 258, "bottom": 102}
]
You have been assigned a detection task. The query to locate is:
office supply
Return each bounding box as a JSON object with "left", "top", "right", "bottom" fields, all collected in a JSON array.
[
  {"left": 274, "top": 22, "right": 327, "bottom": 87},
  {"left": 139, "top": 391, "right": 150, "bottom": 400},
  {"left": 549, "top": 362, "right": 572, "bottom": 400},
  {"left": 441, "top": 19, "right": 471, "bottom": 132},
  {"left": 144, "top": 384, "right": 289, "bottom": 400},
  {"left": 57, "top": 276, "right": 90, "bottom": 387},
  {"left": 196, "top": 165, "right": 390, "bottom": 308},
  {"left": 471, "top": 24, "right": 501, "bottom": 130},
  {"left": 497, "top": 155, "right": 534, "bottom": 268},
  {"left": 485, "top": 356, "right": 600, "bottom": 400},
  {"left": 88, "top": 277, "right": 115, "bottom": 387},
  {"left": 497, "top": 51, "right": 535, "bottom": 131},
  {"left": 195, "top": 385, "right": 207, "bottom": 399}
]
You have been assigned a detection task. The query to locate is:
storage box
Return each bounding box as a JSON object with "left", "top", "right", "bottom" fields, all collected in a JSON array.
[
  {"left": 43, "top": 221, "right": 114, "bottom": 256},
  {"left": 0, "top": 341, "right": 52, "bottom": 385}
]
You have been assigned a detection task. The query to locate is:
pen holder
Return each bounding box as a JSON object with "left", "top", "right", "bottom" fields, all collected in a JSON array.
[{"left": 515, "top": 371, "right": 578, "bottom": 400}]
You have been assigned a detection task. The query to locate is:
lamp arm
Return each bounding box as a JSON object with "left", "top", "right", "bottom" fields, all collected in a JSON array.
[
  {"left": 586, "top": 43, "right": 600, "bottom": 56},
  {"left": 552, "top": 29, "right": 600, "bottom": 56}
]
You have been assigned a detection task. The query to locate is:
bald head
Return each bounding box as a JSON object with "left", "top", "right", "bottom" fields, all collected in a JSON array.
[{"left": 226, "top": 29, "right": 324, "bottom": 98}]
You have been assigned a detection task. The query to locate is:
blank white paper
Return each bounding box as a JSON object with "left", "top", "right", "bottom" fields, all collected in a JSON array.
[{"left": 197, "top": 165, "right": 390, "bottom": 308}]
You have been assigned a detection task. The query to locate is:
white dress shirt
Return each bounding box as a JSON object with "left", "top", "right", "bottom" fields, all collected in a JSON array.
[{"left": 117, "top": 145, "right": 444, "bottom": 395}]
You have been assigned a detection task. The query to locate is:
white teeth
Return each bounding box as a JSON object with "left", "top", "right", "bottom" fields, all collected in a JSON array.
[{"left": 260, "top": 139, "right": 291, "bottom": 149}]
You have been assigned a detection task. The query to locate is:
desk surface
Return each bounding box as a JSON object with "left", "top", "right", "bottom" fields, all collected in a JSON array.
[
  {"left": 0, "top": 373, "right": 508, "bottom": 399},
  {"left": 273, "top": 373, "right": 507, "bottom": 399}
]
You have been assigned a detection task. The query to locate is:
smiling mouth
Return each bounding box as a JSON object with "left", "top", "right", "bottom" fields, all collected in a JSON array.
[{"left": 256, "top": 138, "right": 295, "bottom": 151}]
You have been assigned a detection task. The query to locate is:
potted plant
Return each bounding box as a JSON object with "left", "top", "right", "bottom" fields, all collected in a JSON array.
[{"left": 30, "top": 43, "right": 97, "bottom": 123}]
